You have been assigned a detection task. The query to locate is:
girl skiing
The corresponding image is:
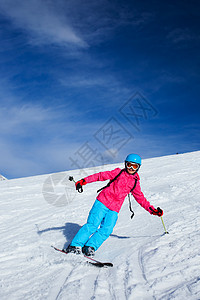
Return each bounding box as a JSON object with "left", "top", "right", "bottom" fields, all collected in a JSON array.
[{"left": 64, "top": 154, "right": 163, "bottom": 257}]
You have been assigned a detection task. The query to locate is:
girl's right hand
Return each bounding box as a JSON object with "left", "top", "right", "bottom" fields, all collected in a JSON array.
[{"left": 75, "top": 179, "right": 87, "bottom": 193}]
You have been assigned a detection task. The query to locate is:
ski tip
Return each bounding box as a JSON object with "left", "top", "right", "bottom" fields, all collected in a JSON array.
[
  {"left": 51, "top": 245, "right": 61, "bottom": 251},
  {"left": 88, "top": 262, "right": 105, "bottom": 268},
  {"left": 104, "top": 262, "right": 113, "bottom": 267},
  {"left": 88, "top": 262, "right": 113, "bottom": 268}
]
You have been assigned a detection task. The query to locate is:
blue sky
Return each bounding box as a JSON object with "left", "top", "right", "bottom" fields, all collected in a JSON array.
[{"left": 0, "top": 0, "right": 199, "bottom": 179}]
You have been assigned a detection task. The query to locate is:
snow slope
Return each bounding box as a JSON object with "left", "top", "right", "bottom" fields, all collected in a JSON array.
[{"left": 0, "top": 151, "right": 200, "bottom": 300}]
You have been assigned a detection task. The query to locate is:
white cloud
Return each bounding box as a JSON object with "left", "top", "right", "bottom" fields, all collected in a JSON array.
[
  {"left": 0, "top": 104, "right": 55, "bottom": 136},
  {"left": 167, "top": 28, "right": 200, "bottom": 44},
  {"left": 0, "top": 0, "right": 153, "bottom": 49},
  {"left": 59, "top": 74, "right": 115, "bottom": 88},
  {"left": 64, "top": 1, "right": 153, "bottom": 46},
  {"left": 0, "top": 0, "right": 87, "bottom": 48},
  {"left": 0, "top": 100, "right": 102, "bottom": 178}
]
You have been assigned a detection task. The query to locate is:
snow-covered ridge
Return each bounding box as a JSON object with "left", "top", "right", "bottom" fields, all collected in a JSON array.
[
  {"left": 0, "top": 151, "right": 200, "bottom": 300},
  {"left": 0, "top": 174, "right": 7, "bottom": 181}
]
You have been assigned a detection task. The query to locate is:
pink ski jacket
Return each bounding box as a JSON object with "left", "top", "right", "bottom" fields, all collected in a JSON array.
[{"left": 84, "top": 168, "right": 155, "bottom": 214}]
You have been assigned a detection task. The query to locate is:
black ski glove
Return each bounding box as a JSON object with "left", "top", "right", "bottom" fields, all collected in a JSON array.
[{"left": 75, "top": 179, "right": 87, "bottom": 193}]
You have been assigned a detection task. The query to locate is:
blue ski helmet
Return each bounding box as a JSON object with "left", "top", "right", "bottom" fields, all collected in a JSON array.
[{"left": 125, "top": 154, "right": 142, "bottom": 166}]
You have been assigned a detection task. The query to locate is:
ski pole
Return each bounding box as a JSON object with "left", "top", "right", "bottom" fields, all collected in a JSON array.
[{"left": 161, "top": 216, "right": 169, "bottom": 234}]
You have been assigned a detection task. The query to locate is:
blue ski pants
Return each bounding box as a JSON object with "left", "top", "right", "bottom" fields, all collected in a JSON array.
[{"left": 71, "top": 200, "right": 118, "bottom": 251}]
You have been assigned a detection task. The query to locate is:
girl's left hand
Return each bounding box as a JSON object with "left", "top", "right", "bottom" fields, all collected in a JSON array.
[{"left": 149, "top": 207, "right": 163, "bottom": 217}]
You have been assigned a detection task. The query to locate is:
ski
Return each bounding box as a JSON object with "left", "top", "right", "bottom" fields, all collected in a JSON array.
[{"left": 51, "top": 245, "right": 113, "bottom": 268}]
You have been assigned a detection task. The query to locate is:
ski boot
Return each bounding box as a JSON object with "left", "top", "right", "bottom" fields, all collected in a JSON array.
[
  {"left": 62, "top": 245, "right": 82, "bottom": 255},
  {"left": 82, "top": 246, "right": 95, "bottom": 257}
]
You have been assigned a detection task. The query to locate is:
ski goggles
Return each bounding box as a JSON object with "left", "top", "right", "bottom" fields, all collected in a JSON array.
[{"left": 126, "top": 161, "right": 140, "bottom": 170}]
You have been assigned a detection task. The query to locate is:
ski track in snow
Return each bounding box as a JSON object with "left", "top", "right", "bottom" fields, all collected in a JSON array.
[{"left": 0, "top": 151, "right": 200, "bottom": 299}]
